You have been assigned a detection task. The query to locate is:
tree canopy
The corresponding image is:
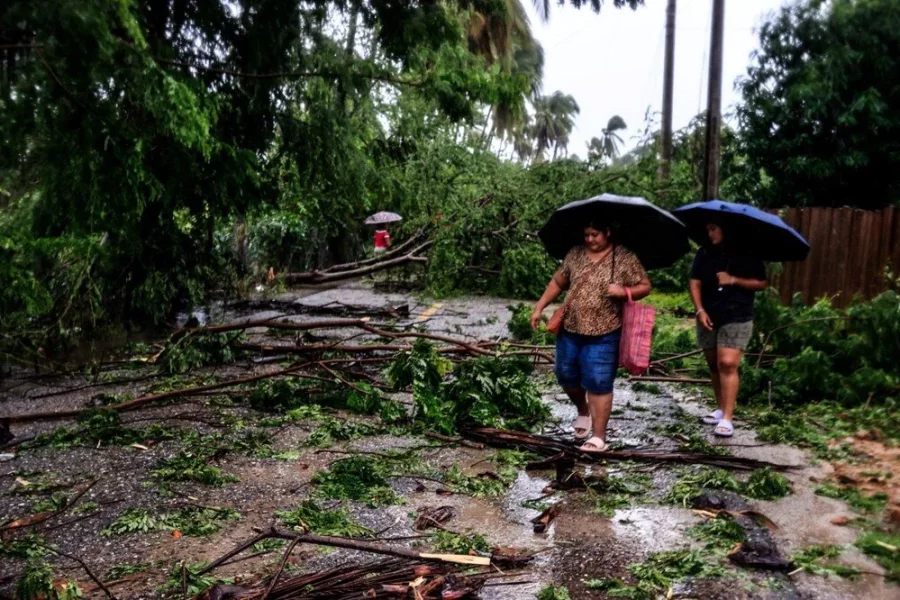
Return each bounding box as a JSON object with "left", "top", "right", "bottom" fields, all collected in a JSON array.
[{"left": 737, "top": 0, "right": 900, "bottom": 209}]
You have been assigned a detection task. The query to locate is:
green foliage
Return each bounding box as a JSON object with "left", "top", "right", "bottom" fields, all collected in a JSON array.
[
  {"left": 276, "top": 500, "right": 372, "bottom": 537},
  {"left": 102, "top": 506, "right": 238, "bottom": 537},
  {"left": 102, "top": 509, "right": 161, "bottom": 536},
  {"left": 688, "top": 514, "right": 746, "bottom": 551},
  {"left": 345, "top": 390, "right": 407, "bottom": 423},
  {"left": 151, "top": 451, "right": 237, "bottom": 487},
  {"left": 650, "top": 313, "right": 695, "bottom": 365},
  {"left": 106, "top": 563, "right": 152, "bottom": 580},
  {"left": 252, "top": 539, "right": 287, "bottom": 553},
  {"left": 444, "top": 355, "right": 548, "bottom": 430},
  {"left": 431, "top": 530, "right": 490, "bottom": 554},
  {"left": 0, "top": 0, "right": 538, "bottom": 347},
  {"left": 168, "top": 507, "right": 241, "bottom": 537},
  {"left": 536, "top": 585, "right": 571, "bottom": 600},
  {"left": 32, "top": 410, "right": 183, "bottom": 450},
  {"left": 249, "top": 378, "right": 315, "bottom": 412},
  {"left": 16, "top": 560, "right": 82, "bottom": 600},
  {"left": 306, "top": 417, "right": 382, "bottom": 448},
  {"left": 589, "top": 469, "right": 651, "bottom": 517},
  {"left": 162, "top": 562, "right": 231, "bottom": 596},
  {"left": 387, "top": 339, "right": 449, "bottom": 391},
  {"left": 507, "top": 303, "right": 554, "bottom": 345},
  {"left": 158, "top": 333, "right": 245, "bottom": 375},
  {"left": 389, "top": 340, "right": 548, "bottom": 434},
  {"left": 656, "top": 420, "right": 730, "bottom": 455},
  {"left": 441, "top": 465, "right": 513, "bottom": 497},
  {"left": 815, "top": 483, "right": 888, "bottom": 515},
  {"left": 16, "top": 561, "right": 53, "bottom": 600},
  {"left": 491, "top": 449, "right": 540, "bottom": 467},
  {"left": 591, "top": 550, "right": 726, "bottom": 599},
  {"left": 790, "top": 545, "right": 861, "bottom": 579},
  {"left": 630, "top": 550, "right": 725, "bottom": 589},
  {"left": 0, "top": 535, "right": 48, "bottom": 561},
  {"left": 630, "top": 381, "right": 662, "bottom": 395},
  {"left": 311, "top": 456, "right": 401, "bottom": 507},
  {"left": 666, "top": 467, "right": 741, "bottom": 506},
  {"left": 592, "top": 494, "right": 631, "bottom": 518},
  {"left": 498, "top": 243, "right": 558, "bottom": 299},
  {"left": 855, "top": 531, "right": 900, "bottom": 582},
  {"left": 742, "top": 290, "right": 900, "bottom": 411},
  {"left": 31, "top": 493, "right": 69, "bottom": 514},
  {"left": 743, "top": 468, "right": 792, "bottom": 501},
  {"left": 737, "top": 0, "right": 900, "bottom": 208},
  {"left": 232, "top": 430, "right": 275, "bottom": 457}
]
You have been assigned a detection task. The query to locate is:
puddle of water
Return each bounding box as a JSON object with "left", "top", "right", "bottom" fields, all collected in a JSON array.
[{"left": 611, "top": 506, "right": 699, "bottom": 553}]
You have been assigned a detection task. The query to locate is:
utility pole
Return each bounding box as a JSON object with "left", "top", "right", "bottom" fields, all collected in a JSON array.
[
  {"left": 659, "top": 0, "right": 676, "bottom": 186},
  {"left": 702, "top": 0, "right": 725, "bottom": 200}
]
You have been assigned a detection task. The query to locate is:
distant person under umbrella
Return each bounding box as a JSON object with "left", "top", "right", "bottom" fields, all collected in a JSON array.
[
  {"left": 531, "top": 221, "right": 652, "bottom": 452},
  {"left": 373, "top": 228, "right": 391, "bottom": 253},
  {"left": 365, "top": 212, "right": 402, "bottom": 254},
  {"left": 674, "top": 200, "right": 809, "bottom": 438}
]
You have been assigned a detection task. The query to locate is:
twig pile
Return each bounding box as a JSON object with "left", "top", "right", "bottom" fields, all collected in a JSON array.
[{"left": 200, "top": 559, "right": 491, "bottom": 599}]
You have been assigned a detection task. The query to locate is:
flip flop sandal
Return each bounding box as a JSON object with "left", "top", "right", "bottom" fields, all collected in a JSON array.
[
  {"left": 572, "top": 415, "right": 592, "bottom": 440},
  {"left": 579, "top": 436, "right": 608, "bottom": 453},
  {"left": 702, "top": 409, "right": 723, "bottom": 425},
  {"left": 714, "top": 419, "right": 734, "bottom": 437}
]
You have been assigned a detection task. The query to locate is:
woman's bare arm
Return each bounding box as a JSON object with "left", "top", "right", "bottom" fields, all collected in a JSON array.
[
  {"left": 690, "top": 278, "right": 714, "bottom": 330},
  {"left": 531, "top": 273, "right": 568, "bottom": 329},
  {"left": 608, "top": 277, "right": 651, "bottom": 301}
]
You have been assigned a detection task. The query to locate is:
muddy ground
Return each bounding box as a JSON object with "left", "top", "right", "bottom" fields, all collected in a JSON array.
[{"left": 1, "top": 282, "right": 897, "bottom": 599}]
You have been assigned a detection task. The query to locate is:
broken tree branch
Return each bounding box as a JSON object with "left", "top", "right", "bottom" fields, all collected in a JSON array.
[
  {"left": 199, "top": 527, "right": 504, "bottom": 577},
  {"left": 463, "top": 427, "right": 793, "bottom": 471},
  {"left": 317, "top": 231, "right": 426, "bottom": 273},
  {"left": 285, "top": 241, "right": 433, "bottom": 284}
]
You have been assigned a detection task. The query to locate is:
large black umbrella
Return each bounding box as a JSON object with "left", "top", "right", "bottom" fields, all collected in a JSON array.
[
  {"left": 672, "top": 200, "right": 810, "bottom": 262},
  {"left": 538, "top": 194, "right": 690, "bottom": 269}
]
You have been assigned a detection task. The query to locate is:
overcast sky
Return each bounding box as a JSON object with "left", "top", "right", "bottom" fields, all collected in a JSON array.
[{"left": 525, "top": 0, "right": 791, "bottom": 156}]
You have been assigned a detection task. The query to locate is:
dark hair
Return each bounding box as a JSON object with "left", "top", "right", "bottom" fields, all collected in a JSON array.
[{"left": 584, "top": 220, "right": 615, "bottom": 241}]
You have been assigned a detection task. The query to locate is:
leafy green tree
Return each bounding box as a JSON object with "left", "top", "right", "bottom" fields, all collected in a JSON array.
[
  {"left": 737, "top": 0, "right": 900, "bottom": 208},
  {"left": 0, "top": 0, "right": 528, "bottom": 349}
]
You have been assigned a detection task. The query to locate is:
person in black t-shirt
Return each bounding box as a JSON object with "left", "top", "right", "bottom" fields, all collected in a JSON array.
[{"left": 689, "top": 223, "right": 767, "bottom": 437}]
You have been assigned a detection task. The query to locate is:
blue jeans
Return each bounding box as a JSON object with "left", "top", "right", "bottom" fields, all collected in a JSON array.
[{"left": 555, "top": 329, "right": 621, "bottom": 394}]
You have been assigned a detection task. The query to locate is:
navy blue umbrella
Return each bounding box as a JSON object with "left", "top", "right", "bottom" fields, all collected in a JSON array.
[
  {"left": 672, "top": 200, "right": 810, "bottom": 262},
  {"left": 538, "top": 194, "right": 690, "bottom": 269}
]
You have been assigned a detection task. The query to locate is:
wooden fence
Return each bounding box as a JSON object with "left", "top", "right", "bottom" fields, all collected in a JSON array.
[{"left": 771, "top": 207, "right": 900, "bottom": 308}]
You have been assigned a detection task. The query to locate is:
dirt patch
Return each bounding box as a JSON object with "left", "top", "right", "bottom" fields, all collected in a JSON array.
[{"left": 831, "top": 436, "right": 900, "bottom": 527}]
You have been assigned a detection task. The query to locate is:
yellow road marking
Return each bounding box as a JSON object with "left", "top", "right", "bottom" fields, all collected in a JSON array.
[{"left": 416, "top": 302, "right": 443, "bottom": 321}]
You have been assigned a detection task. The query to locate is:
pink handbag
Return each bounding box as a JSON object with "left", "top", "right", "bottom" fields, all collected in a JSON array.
[{"left": 619, "top": 288, "right": 655, "bottom": 375}]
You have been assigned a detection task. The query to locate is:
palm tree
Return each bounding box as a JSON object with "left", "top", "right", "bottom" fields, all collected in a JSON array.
[
  {"left": 599, "top": 115, "right": 627, "bottom": 159},
  {"left": 530, "top": 91, "right": 580, "bottom": 161},
  {"left": 488, "top": 42, "right": 545, "bottom": 145},
  {"left": 532, "top": 0, "right": 645, "bottom": 22},
  {"left": 464, "top": 0, "right": 536, "bottom": 68}
]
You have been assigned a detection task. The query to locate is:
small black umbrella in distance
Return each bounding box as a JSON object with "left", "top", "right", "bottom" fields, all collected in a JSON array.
[{"left": 538, "top": 194, "right": 690, "bottom": 270}]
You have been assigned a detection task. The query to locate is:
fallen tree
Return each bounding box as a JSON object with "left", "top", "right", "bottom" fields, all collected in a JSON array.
[{"left": 283, "top": 241, "right": 432, "bottom": 285}]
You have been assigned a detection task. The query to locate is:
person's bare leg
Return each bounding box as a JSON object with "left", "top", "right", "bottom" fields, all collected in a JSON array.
[
  {"left": 716, "top": 348, "right": 743, "bottom": 422},
  {"left": 587, "top": 392, "right": 613, "bottom": 443},
  {"left": 563, "top": 387, "right": 591, "bottom": 435},
  {"left": 703, "top": 349, "right": 722, "bottom": 409}
]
